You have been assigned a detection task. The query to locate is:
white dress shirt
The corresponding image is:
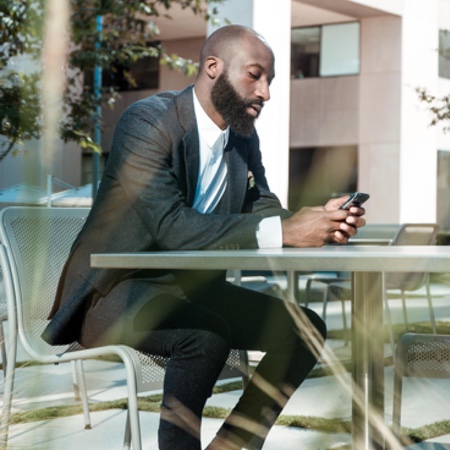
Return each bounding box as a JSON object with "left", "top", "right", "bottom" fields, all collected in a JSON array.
[
  {"left": 192, "top": 93, "right": 229, "bottom": 214},
  {"left": 192, "top": 90, "right": 282, "bottom": 248}
]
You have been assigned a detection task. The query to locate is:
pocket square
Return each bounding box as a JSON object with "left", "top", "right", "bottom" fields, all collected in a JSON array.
[{"left": 247, "top": 171, "right": 255, "bottom": 190}]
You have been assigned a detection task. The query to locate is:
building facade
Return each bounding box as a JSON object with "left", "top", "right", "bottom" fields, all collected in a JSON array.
[{"left": 1, "top": 0, "right": 450, "bottom": 228}]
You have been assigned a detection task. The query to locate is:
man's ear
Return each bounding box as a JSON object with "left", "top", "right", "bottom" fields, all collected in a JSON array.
[{"left": 204, "top": 56, "right": 223, "bottom": 80}]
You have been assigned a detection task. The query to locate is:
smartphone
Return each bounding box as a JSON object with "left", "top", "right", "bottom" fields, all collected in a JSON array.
[{"left": 339, "top": 192, "right": 370, "bottom": 210}]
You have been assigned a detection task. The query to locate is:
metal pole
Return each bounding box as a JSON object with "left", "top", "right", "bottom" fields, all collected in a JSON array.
[
  {"left": 352, "top": 271, "right": 385, "bottom": 450},
  {"left": 92, "top": 14, "right": 103, "bottom": 199}
]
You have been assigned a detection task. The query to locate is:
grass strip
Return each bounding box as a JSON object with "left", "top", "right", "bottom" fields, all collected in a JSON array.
[
  {"left": 8, "top": 398, "right": 351, "bottom": 434},
  {"left": 9, "top": 397, "right": 450, "bottom": 446},
  {"left": 4, "top": 319, "right": 450, "bottom": 443}
]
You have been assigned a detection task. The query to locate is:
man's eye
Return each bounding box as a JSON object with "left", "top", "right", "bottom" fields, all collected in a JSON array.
[{"left": 249, "top": 72, "right": 260, "bottom": 79}]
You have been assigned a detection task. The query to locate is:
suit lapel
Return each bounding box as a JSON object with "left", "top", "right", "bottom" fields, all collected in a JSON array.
[
  {"left": 176, "top": 87, "right": 200, "bottom": 206},
  {"left": 181, "top": 130, "right": 200, "bottom": 206}
]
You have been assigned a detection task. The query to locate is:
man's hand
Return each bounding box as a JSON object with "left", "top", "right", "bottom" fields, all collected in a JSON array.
[{"left": 282, "top": 195, "right": 366, "bottom": 247}]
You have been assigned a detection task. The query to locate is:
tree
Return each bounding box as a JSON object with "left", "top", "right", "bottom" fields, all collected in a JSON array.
[
  {"left": 416, "top": 29, "right": 450, "bottom": 132},
  {"left": 0, "top": 0, "right": 43, "bottom": 161},
  {"left": 0, "top": 0, "right": 223, "bottom": 162},
  {"left": 416, "top": 88, "right": 450, "bottom": 133}
]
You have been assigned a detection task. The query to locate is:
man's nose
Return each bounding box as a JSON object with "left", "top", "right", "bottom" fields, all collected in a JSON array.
[{"left": 256, "top": 79, "right": 270, "bottom": 101}]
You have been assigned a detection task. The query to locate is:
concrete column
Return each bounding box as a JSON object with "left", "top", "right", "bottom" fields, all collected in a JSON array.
[
  {"left": 359, "top": 1, "right": 439, "bottom": 224},
  {"left": 358, "top": 15, "right": 403, "bottom": 223},
  {"left": 208, "top": 0, "right": 292, "bottom": 207},
  {"left": 399, "top": 0, "right": 439, "bottom": 223}
]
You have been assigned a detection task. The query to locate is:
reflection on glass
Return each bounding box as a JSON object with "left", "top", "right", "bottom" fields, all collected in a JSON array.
[
  {"left": 320, "top": 22, "right": 360, "bottom": 77},
  {"left": 291, "top": 26, "right": 320, "bottom": 79}
]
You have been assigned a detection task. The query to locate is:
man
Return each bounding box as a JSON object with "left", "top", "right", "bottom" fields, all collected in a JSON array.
[{"left": 43, "top": 25, "right": 365, "bottom": 449}]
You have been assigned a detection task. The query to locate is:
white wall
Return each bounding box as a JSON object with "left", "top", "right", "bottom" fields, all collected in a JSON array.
[
  {"left": 209, "top": 0, "right": 292, "bottom": 207},
  {"left": 398, "top": 0, "right": 439, "bottom": 223},
  {"left": 290, "top": 76, "right": 359, "bottom": 147},
  {"left": 358, "top": 15, "right": 402, "bottom": 223}
]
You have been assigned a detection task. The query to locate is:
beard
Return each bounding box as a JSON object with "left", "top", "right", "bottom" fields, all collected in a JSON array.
[{"left": 210, "top": 71, "right": 264, "bottom": 138}]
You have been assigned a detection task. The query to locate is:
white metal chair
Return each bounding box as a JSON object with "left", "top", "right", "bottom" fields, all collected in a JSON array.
[
  {"left": 299, "top": 224, "right": 401, "bottom": 308},
  {"left": 0, "top": 206, "right": 247, "bottom": 449},
  {"left": 304, "top": 224, "right": 440, "bottom": 348},
  {"left": 392, "top": 333, "right": 450, "bottom": 440}
]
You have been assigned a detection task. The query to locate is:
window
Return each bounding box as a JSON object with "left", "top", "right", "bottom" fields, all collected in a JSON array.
[
  {"left": 85, "top": 47, "right": 160, "bottom": 91},
  {"left": 437, "top": 150, "right": 450, "bottom": 230},
  {"left": 320, "top": 23, "right": 360, "bottom": 76},
  {"left": 288, "top": 146, "right": 358, "bottom": 210},
  {"left": 439, "top": 29, "right": 450, "bottom": 79},
  {"left": 291, "top": 27, "right": 320, "bottom": 78},
  {"left": 291, "top": 22, "right": 360, "bottom": 79}
]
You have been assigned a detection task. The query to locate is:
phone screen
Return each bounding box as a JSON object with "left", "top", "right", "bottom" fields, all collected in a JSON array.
[{"left": 339, "top": 192, "right": 370, "bottom": 210}]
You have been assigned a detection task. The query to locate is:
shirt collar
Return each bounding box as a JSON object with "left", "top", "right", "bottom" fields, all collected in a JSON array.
[{"left": 193, "top": 88, "right": 229, "bottom": 149}]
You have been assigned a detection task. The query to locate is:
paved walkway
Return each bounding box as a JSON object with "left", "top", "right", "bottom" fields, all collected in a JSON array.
[{"left": 2, "top": 281, "right": 450, "bottom": 449}]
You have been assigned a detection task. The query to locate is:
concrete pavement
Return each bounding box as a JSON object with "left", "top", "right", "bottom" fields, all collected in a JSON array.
[{"left": 2, "top": 281, "right": 450, "bottom": 449}]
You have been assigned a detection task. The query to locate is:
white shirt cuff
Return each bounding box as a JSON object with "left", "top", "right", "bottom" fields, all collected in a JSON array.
[{"left": 256, "top": 216, "right": 283, "bottom": 249}]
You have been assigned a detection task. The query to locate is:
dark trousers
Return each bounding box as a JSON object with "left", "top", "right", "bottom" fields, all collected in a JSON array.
[{"left": 80, "top": 275, "right": 326, "bottom": 449}]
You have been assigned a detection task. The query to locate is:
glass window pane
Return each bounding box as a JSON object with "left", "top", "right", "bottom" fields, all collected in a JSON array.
[
  {"left": 289, "top": 146, "right": 358, "bottom": 209},
  {"left": 291, "top": 27, "right": 320, "bottom": 79},
  {"left": 320, "top": 22, "right": 360, "bottom": 77},
  {"left": 437, "top": 150, "right": 450, "bottom": 229},
  {"left": 439, "top": 29, "right": 450, "bottom": 79}
]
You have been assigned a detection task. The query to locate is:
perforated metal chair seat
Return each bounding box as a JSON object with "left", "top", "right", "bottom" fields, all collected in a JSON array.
[
  {"left": 0, "top": 302, "right": 6, "bottom": 320},
  {"left": 392, "top": 333, "right": 450, "bottom": 438}
]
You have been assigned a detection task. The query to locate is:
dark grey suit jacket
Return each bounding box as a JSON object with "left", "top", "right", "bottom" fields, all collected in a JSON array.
[{"left": 42, "top": 85, "right": 292, "bottom": 345}]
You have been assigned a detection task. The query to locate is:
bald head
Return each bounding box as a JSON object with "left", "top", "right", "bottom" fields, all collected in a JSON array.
[
  {"left": 194, "top": 24, "right": 275, "bottom": 133},
  {"left": 199, "top": 25, "right": 273, "bottom": 70}
]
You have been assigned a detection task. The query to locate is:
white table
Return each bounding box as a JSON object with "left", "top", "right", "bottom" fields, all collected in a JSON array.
[{"left": 91, "top": 246, "right": 450, "bottom": 450}]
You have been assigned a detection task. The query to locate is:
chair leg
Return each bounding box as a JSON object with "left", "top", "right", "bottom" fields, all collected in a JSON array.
[
  {"left": 304, "top": 277, "right": 315, "bottom": 308},
  {"left": 425, "top": 277, "right": 436, "bottom": 334},
  {"left": 73, "top": 360, "right": 92, "bottom": 429},
  {"left": 240, "top": 350, "right": 250, "bottom": 388},
  {"left": 0, "top": 327, "right": 17, "bottom": 449},
  {"left": 392, "top": 365, "right": 403, "bottom": 439},
  {"left": 121, "top": 350, "right": 142, "bottom": 450},
  {"left": 392, "top": 336, "right": 408, "bottom": 441},
  {"left": 322, "top": 287, "right": 328, "bottom": 322},
  {"left": 340, "top": 298, "right": 349, "bottom": 345},
  {"left": 383, "top": 292, "right": 395, "bottom": 360},
  {"left": 401, "top": 290, "right": 409, "bottom": 332},
  {"left": 123, "top": 409, "right": 132, "bottom": 450},
  {"left": 71, "top": 360, "right": 81, "bottom": 401},
  {"left": 0, "top": 321, "right": 6, "bottom": 377}
]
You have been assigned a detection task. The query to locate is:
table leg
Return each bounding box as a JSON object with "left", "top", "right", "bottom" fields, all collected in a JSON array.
[
  {"left": 352, "top": 272, "right": 385, "bottom": 450},
  {"left": 286, "top": 270, "right": 299, "bottom": 303}
]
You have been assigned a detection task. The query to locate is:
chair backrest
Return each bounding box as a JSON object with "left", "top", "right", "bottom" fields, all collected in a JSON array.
[
  {"left": 0, "top": 207, "right": 90, "bottom": 357},
  {"left": 355, "top": 223, "right": 402, "bottom": 241},
  {"left": 0, "top": 206, "right": 247, "bottom": 390},
  {"left": 386, "top": 223, "right": 439, "bottom": 291}
]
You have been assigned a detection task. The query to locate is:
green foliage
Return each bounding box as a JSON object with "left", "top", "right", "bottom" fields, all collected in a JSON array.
[
  {"left": 417, "top": 28, "right": 450, "bottom": 131},
  {"left": 0, "top": 0, "right": 45, "bottom": 161},
  {"left": 417, "top": 87, "right": 450, "bottom": 132},
  {"left": 0, "top": 0, "right": 223, "bottom": 161}
]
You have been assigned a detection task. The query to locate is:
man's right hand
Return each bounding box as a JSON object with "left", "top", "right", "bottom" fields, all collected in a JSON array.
[{"left": 281, "top": 203, "right": 365, "bottom": 247}]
